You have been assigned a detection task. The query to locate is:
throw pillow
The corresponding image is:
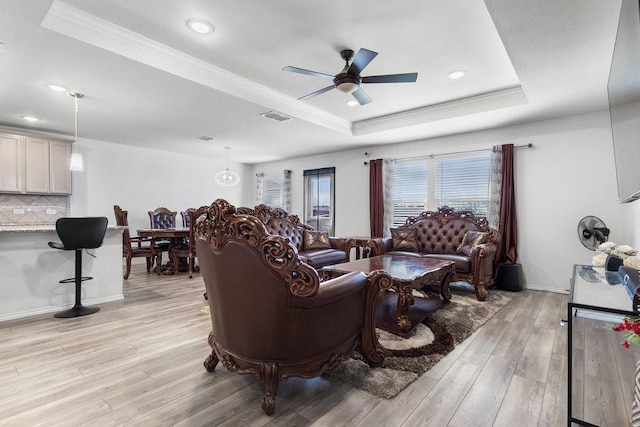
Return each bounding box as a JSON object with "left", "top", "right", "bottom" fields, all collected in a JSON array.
[
  {"left": 455, "top": 230, "right": 489, "bottom": 256},
  {"left": 303, "top": 230, "right": 331, "bottom": 250},
  {"left": 391, "top": 227, "right": 420, "bottom": 252}
]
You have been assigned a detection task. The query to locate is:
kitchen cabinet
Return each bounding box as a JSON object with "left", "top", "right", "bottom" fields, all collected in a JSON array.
[
  {"left": 0, "top": 133, "right": 71, "bottom": 195},
  {"left": 49, "top": 140, "right": 71, "bottom": 194},
  {"left": 0, "top": 134, "right": 23, "bottom": 192}
]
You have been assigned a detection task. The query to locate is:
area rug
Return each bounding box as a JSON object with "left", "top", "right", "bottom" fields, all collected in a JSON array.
[{"left": 327, "top": 283, "right": 513, "bottom": 399}]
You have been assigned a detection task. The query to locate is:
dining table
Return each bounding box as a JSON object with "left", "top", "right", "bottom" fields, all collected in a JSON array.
[{"left": 136, "top": 228, "right": 190, "bottom": 275}]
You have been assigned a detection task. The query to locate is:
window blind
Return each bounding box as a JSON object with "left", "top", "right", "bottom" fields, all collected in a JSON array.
[
  {"left": 263, "top": 172, "right": 285, "bottom": 209},
  {"left": 391, "top": 159, "right": 428, "bottom": 227},
  {"left": 435, "top": 154, "right": 490, "bottom": 216}
]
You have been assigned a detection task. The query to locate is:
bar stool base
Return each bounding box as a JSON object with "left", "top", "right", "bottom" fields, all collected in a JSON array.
[{"left": 54, "top": 305, "right": 100, "bottom": 318}]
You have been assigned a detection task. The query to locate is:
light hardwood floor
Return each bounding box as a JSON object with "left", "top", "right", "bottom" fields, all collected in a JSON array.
[{"left": 0, "top": 264, "right": 632, "bottom": 426}]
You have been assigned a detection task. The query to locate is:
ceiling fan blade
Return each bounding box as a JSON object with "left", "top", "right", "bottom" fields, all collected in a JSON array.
[
  {"left": 352, "top": 87, "right": 372, "bottom": 105},
  {"left": 362, "top": 72, "right": 418, "bottom": 84},
  {"left": 348, "top": 48, "right": 378, "bottom": 75},
  {"left": 299, "top": 85, "right": 335, "bottom": 100},
  {"left": 282, "top": 66, "right": 335, "bottom": 80}
]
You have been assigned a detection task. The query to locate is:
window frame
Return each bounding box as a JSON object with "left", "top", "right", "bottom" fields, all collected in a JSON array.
[
  {"left": 303, "top": 167, "right": 335, "bottom": 235},
  {"left": 389, "top": 152, "right": 491, "bottom": 227}
]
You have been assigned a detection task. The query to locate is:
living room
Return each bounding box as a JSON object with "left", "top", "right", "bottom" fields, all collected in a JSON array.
[{"left": 2, "top": 0, "right": 640, "bottom": 425}]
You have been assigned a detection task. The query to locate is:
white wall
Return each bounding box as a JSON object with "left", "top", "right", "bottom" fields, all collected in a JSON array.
[
  {"left": 251, "top": 110, "right": 631, "bottom": 293},
  {"left": 628, "top": 201, "right": 640, "bottom": 249},
  {"left": 68, "top": 139, "right": 252, "bottom": 233},
  {"left": 0, "top": 228, "right": 122, "bottom": 321}
]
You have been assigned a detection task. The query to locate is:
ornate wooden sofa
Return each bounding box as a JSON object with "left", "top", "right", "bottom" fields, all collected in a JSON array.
[
  {"left": 236, "top": 204, "right": 349, "bottom": 269},
  {"left": 195, "top": 199, "right": 391, "bottom": 415},
  {"left": 368, "top": 206, "right": 500, "bottom": 301}
]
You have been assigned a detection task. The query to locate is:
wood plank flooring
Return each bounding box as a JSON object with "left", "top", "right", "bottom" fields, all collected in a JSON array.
[{"left": 0, "top": 264, "right": 633, "bottom": 426}]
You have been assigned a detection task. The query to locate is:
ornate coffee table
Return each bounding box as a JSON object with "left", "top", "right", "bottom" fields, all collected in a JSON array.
[{"left": 322, "top": 255, "right": 455, "bottom": 337}]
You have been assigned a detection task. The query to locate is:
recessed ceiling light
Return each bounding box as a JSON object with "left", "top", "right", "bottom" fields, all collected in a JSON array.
[
  {"left": 187, "top": 19, "right": 214, "bottom": 34},
  {"left": 46, "top": 84, "right": 68, "bottom": 92},
  {"left": 346, "top": 100, "right": 358, "bottom": 107},
  {"left": 21, "top": 115, "right": 39, "bottom": 122},
  {"left": 448, "top": 70, "right": 466, "bottom": 80}
]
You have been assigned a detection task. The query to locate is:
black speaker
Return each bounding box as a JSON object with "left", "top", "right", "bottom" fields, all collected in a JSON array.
[
  {"left": 605, "top": 255, "right": 624, "bottom": 272},
  {"left": 495, "top": 263, "right": 524, "bottom": 292}
]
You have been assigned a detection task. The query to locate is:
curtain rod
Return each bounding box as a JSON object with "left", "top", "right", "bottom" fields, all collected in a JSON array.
[{"left": 391, "top": 142, "right": 533, "bottom": 162}]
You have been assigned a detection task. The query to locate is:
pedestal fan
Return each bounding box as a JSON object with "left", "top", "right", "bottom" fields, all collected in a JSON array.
[{"left": 577, "top": 215, "right": 610, "bottom": 250}]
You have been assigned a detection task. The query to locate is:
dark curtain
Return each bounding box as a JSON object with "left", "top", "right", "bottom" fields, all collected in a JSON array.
[
  {"left": 496, "top": 144, "right": 518, "bottom": 269},
  {"left": 369, "top": 159, "right": 384, "bottom": 238}
]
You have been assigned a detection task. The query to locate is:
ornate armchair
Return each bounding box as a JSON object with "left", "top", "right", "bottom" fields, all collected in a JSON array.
[{"left": 196, "top": 199, "right": 391, "bottom": 415}]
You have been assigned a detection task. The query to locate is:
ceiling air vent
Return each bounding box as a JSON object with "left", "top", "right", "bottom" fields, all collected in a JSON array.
[
  {"left": 197, "top": 136, "right": 214, "bottom": 141},
  {"left": 260, "top": 111, "right": 291, "bottom": 122}
]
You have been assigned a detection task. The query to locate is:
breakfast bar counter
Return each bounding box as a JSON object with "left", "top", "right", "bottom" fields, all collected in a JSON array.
[{"left": 0, "top": 224, "right": 125, "bottom": 321}]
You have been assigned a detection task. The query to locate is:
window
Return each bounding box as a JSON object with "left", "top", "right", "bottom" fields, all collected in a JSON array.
[
  {"left": 261, "top": 172, "right": 285, "bottom": 208},
  {"left": 389, "top": 153, "right": 490, "bottom": 227},
  {"left": 435, "top": 154, "right": 490, "bottom": 216},
  {"left": 390, "top": 159, "right": 428, "bottom": 227},
  {"left": 303, "top": 167, "right": 335, "bottom": 235},
  {"left": 256, "top": 170, "right": 291, "bottom": 210}
]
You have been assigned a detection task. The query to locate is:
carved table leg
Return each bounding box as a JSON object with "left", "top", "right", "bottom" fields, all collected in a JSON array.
[
  {"left": 396, "top": 281, "right": 414, "bottom": 333},
  {"left": 440, "top": 267, "right": 453, "bottom": 302}
]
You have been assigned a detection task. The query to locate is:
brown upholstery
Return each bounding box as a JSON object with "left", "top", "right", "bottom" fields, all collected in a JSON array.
[
  {"left": 171, "top": 206, "right": 206, "bottom": 278},
  {"left": 196, "top": 199, "right": 391, "bottom": 415},
  {"left": 369, "top": 206, "right": 500, "bottom": 301},
  {"left": 236, "top": 204, "right": 348, "bottom": 269},
  {"left": 113, "top": 205, "right": 160, "bottom": 279}
]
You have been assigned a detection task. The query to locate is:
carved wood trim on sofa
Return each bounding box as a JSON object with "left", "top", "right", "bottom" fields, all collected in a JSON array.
[
  {"left": 196, "top": 199, "right": 391, "bottom": 415},
  {"left": 368, "top": 206, "right": 500, "bottom": 301}
]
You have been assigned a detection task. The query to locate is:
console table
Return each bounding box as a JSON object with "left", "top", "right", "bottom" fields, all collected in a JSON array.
[{"left": 567, "top": 264, "right": 639, "bottom": 426}]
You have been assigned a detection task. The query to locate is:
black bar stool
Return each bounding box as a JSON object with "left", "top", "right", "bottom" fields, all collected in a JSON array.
[{"left": 48, "top": 217, "right": 108, "bottom": 318}]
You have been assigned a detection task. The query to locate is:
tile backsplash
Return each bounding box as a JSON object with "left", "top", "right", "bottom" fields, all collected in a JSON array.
[{"left": 0, "top": 194, "right": 69, "bottom": 225}]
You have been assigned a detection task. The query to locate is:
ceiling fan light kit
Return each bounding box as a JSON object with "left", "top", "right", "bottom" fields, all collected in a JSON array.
[{"left": 283, "top": 47, "right": 418, "bottom": 105}]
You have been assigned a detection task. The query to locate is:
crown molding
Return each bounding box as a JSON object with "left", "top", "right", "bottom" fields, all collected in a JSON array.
[
  {"left": 352, "top": 86, "right": 528, "bottom": 136},
  {"left": 41, "top": 1, "right": 353, "bottom": 135},
  {"left": 41, "top": 1, "right": 528, "bottom": 140}
]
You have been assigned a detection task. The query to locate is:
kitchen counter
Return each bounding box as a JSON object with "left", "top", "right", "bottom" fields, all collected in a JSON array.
[
  {"left": 0, "top": 224, "right": 126, "bottom": 233},
  {"left": 0, "top": 225, "right": 124, "bottom": 321}
]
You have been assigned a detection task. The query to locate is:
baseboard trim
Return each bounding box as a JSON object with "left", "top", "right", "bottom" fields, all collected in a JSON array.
[{"left": 0, "top": 294, "right": 124, "bottom": 322}]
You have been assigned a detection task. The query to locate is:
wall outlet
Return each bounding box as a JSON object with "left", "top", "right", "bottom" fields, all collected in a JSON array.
[
  {"left": 12, "top": 208, "right": 25, "bottom": 214},
  {"left": 46, "top": 209, "right": 56, "bottom": 215}
]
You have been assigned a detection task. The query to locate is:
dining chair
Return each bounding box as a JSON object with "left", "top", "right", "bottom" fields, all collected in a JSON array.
[
  {"left": 148, "top": 206, "right": 177, "bottom": 255},
  {"left": 114, "top": 205, "right": 160, "bottom": 279},
  {"left": 181, "top": 209, "right": 192, "bottom": 228},
  {"left": 173, "top": 206, "right": 207, "bottom": 278}
]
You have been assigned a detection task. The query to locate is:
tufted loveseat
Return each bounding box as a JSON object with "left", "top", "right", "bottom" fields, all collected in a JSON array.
[
  {"left": 368, "top": 206, "right": 500, "bottom": 301},
  {"left": 236, "top": 204, "right": 349, "bottom": 269}
]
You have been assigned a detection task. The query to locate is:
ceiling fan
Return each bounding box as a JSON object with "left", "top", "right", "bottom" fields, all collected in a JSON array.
[{"left": 283, "top": 48, "right": 418, "bottom": 105}]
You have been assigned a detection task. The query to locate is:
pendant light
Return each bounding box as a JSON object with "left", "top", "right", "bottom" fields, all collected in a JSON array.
[
  {"left": 69, "top": 92, "right": 84, "bottom": 172},
  {"left": 215, "top": 146, "right": 240, "bottom": 186}
]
